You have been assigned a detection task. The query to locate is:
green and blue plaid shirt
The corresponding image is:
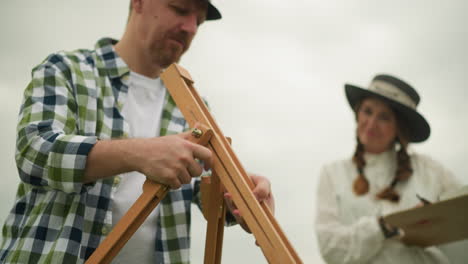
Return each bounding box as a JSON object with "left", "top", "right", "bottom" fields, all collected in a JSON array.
[{"left": 0, "top": 38, "right": 206, "bottom": 264}]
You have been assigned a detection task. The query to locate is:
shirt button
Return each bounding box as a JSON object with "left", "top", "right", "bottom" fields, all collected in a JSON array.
[
  {"left": 114, "top": 177, "right": 121, "bottom": 185},
  {"left": 101, "top": 226, "right": 109, "bottom": 235}
]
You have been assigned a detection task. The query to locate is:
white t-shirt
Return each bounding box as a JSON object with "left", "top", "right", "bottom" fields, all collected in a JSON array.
[{"left": 112, "top": 71, "right": 166, "bottom": 263}]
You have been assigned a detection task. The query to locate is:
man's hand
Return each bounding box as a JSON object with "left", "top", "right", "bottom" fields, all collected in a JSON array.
[
  {"left": 224, "top": 174, "right": 275, "bottom": 233},
  {"left": 84, "top": 130, "right": 212, "bottom": 188},
  {"left": 131, "top": 131, "right": 212, "bottom": 189}
]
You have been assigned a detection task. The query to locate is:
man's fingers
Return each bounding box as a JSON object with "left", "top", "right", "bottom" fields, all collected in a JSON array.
[
  {"left": 177, "top": 129, "right": 213, "bottom": 169},
  {"left": 224, "top": 192, "right": 236, "bottom": 211},
  {"left": 178, "top": 126, "right": 206, "bottom": 141},
  {"left": 251, "top": 175, "right": 271, "bottom": 201},
  {"left": 178, "top": 168, "right": 192, "bottom": 185},
  {"left": 167, "top": 176, "right": 182, "bottom": 189},
  {"left": 250, "top": 173, "right": 275, "bottom": 215},
  {"left": 186, "top": 160, "right": 204, "bottom": 178},
  {"left": 177, "top": 130, "right": 194, "bottom": 140},
  {"left": 223, "top": 193, "right": 240, "bottom": 218},
  {"left": 224, "top": 192, "right": 251, "bottom": 233},
  {"left": 191, "top": 143, "right": 212, "bottom": 169}
]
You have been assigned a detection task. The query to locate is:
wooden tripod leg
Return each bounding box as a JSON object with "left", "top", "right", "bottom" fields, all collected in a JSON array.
[
  {"left": 202, "top": 137, "right": 231, "bottom": 264},
  {"left": 86, "top": 181, "right": 168, "bottom": 264},
  {"left": 201, "top": 171, "right": 226, "bottom": 264}
]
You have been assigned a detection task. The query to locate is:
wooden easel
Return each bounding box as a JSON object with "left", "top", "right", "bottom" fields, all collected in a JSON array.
[{"left": 86, "top": 64, "right": 302, "bottom": 264}]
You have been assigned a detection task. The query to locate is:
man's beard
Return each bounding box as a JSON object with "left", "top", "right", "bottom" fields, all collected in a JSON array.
[
  {"left": 153, "top": 46, "right": 180, "bottom": 68},
  {"left": 153, "top": 31, "right": 190, "bottom": 68}
]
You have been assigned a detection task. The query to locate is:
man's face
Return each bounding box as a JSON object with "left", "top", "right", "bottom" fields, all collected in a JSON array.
[{"left": 136, "top": 0, "right": 208, "bottom": 68}]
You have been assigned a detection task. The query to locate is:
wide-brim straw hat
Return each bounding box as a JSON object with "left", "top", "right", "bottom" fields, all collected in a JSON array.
[{"left": 345, "top": 74, "right": 430, "bottom": 142}]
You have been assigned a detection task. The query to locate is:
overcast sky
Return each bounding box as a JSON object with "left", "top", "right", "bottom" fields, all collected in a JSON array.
[{"left": 1, "top": 1, "right": 468, "bottom": 263}]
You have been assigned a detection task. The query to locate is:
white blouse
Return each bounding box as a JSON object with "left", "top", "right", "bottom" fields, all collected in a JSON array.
[{"left": 315, "top": 150, "right": 461, "bottom": 264}]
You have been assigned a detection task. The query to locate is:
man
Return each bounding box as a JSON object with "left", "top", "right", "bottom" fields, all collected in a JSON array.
[{"left": 0, "top": 0, "right": 273, "bottom": 263}]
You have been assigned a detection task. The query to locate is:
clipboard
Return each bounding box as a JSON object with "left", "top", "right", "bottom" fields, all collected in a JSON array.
[{"left": 383, "top": 193, "right": 468, "bottom": 247}]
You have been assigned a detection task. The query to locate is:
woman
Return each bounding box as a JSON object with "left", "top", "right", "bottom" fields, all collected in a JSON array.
[{"left": 315, "top": 74, "right": 461, "bottom": 263}]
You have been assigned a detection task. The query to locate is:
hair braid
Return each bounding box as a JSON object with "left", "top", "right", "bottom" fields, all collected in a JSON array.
[
  {"left": 352, "top": 138, "right": 369, "bottom": 195},
  {"left": 376, "top": 140, "right": 412, "bottom": 202}
]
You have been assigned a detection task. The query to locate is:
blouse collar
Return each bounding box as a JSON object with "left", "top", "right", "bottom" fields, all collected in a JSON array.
[{"left": 363, "top": 149, "right": 397, "bottom": 166}]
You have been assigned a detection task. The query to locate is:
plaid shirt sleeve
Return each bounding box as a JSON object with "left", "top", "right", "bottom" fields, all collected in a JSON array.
[{"left": 15, "top": 54, "right": 97, "bottom": 194}]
